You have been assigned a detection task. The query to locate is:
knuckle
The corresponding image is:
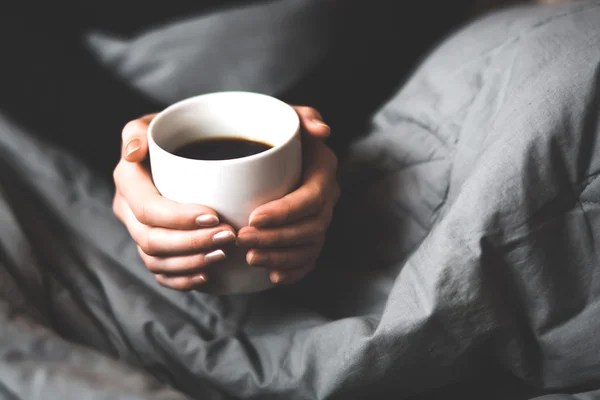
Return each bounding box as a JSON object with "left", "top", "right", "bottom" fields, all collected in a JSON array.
[
  {"left": 141, "top": 228, "right": 159, "bottom": 255},
  {"left": 133, "top": 202, "right": 150, "bottom": 225},
  {"left": 313, "top": 186, "right": 327, "bottom": 207}
]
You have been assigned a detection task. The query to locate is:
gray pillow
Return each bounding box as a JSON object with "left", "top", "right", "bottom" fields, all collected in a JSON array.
[{"left": 85, "top": 0, "right": 333, "bottom": 104}]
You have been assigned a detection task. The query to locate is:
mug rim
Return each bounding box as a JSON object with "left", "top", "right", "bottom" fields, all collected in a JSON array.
[{"left": 147, "top": 91, "right": 301, "bottom": 166}]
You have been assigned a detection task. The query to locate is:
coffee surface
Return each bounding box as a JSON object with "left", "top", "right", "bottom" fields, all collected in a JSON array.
[{"left": 174, "top": 137, "right": 273, "bottom": 160}]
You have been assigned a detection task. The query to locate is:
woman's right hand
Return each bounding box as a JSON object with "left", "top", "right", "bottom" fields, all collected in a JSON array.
[{"left": 112, "top": 114, "right": 237, "bottom": 291}]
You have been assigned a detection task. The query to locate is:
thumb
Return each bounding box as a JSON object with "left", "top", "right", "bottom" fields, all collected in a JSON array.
[
  {"left": 292, "top": 106, "right": 331, "bottom": 140},
  {"left": 121, "top": 113, "right": 157, "bottom": 163}
]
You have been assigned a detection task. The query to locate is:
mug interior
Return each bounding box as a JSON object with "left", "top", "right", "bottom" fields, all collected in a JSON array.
[{"left": 149, "top": 92, "right": 299, "bottom": 159}]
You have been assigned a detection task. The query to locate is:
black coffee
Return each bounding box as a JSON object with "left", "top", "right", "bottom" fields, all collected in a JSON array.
[{"left": 174, "top": 137, "right": 273, "bottom": 161}]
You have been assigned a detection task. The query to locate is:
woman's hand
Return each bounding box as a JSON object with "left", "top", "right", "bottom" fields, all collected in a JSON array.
[
  {"left": 113, "top": 115, "right": 237, "bottom": 291},
  {"left": 112, "top": 106, "right": 338, "bottom": 290},
  {"left": 236, "top": 116, "right": 340, "bottom": 284}
]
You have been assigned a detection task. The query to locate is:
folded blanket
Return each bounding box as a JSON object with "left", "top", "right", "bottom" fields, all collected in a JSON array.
[{"left": 2, "top": 2, "right": 600, "bottom": 399}]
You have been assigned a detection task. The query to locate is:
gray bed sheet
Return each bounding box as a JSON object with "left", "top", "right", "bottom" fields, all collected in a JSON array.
[{"left": 2, "top": 1, "right": 600, "bottom": 399}]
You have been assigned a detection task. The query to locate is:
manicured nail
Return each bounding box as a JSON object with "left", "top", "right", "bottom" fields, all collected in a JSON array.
[
  {"left": 270, "top": 271, "right": 285, "bottom": 284},
  {"left": 236, "top": 232, "right": 259, "bottom": 247},
  {"left": 196, "top": 214, "right": 219, "bottom": 227},
  {"left": 249, "top": 213, "right": 269, "bottom": 227},
  {"left": 212, "top": 231, "right": 235, "bottom": 245},
  {"left": 125, "top": 138, "right": 141, "bottom": 157},
  {"left": 191, "top": 274, "right": 207, "bottom": 285},
  {"left": 205, "top": 249, "right": 226, "bottom": 263},
  {"left": 247, "top": 252, "right": 268, "bottom": 266}
]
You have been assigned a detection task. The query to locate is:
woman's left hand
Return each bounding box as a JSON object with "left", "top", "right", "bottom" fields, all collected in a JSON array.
[{"left": 236, "top": 107, "right": 340, "bottom": 285}]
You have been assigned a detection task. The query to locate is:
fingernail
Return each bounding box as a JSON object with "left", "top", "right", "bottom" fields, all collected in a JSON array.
[
  {"left": 212, "top": 231, "right": 236, "bottom": 245},
  {"left": 125, "top": 138, "right": 141, "bottom": 157},
  {"left": 196, "top": 214, "right": 219, "bottom": 227},
  {"left": 249, "top": 213, "right": 269, "bottom": 227},
  {"left": 248, "top": 252, "right": 268, "bottom": 266},
  {"left": 236, "top": 232, "right": 259, "bottom": 247},
  {"left": 191, "top": 274, "right": 207, "bottom": 285},
  {"left": 270, "top": 271, "right": 285, "bottom": 284},
  {"left": 205, "top": 249, "right": 226, "bottom": 263},
  {"left": 311, "top": 119, "right": 330, "bottom": 131}
]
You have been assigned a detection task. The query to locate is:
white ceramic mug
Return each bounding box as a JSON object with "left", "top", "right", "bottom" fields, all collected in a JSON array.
[{"left": 147, "top": 91, "right": 302, "bottom": 295}]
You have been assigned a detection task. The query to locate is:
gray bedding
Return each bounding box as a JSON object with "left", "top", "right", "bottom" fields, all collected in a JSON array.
[
  {"left": 85, "top": 0, "right": 333, "bottom": 104},
  {"left": 2, "top": 1, "right": 600, "bottom": 399}
]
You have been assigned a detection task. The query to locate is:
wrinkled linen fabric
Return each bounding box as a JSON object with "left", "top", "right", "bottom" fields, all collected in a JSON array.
[{"left": 2, "top": 2, "right": 600, "bottom": 399}]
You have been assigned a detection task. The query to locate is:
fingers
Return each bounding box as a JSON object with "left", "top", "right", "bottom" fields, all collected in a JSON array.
[
  {"left": 246, "top": 243, "right": 322, "bottom": 270},
  {"left": 115, "top": 107, "right": 331, "bottom": 291},
  {"left": 248, "top": 181, "right": 327, "bottom": 228},
  {"left": 248, "top": 139, "right": 339, "bottom": 227},
  {"left": 121, "top": 113, "right": 156, "bottom": 162},
  {"left": 155, "top": 260, "right": 313, "bottom": 290},
  {"left": 292, "top": 106, "right": 330, "bottom": 139},
  {"left": 237, "top": 213, "right": 330, "bottom": 248},
  {"left": 137, "top": 246, "right": 226, "bottom": 274},
  {"left": 155, "top": 273, "right": 208, "bottom": 291},
  {"left": 113, "top": 161, "right": 220, "bottom": 230},
  {"left": 114, "top": 194, "right": 235, "bottom": 256}
]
